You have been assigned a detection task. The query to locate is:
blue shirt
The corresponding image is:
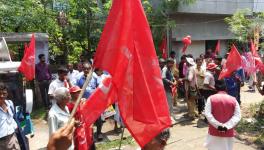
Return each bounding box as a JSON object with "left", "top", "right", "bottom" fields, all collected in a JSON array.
[
  {"left": 0, "top": 100, "right": 17, "bottom": 138},
  {"left": 76, "top": 72, "right": 102, "bottom": 98},
  {"left": 224, "top": 77, "right": 238, "bottom": 98}
]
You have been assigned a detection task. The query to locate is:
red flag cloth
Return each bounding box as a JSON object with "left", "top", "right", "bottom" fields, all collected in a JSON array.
[
  {"left": 67, "top": 103, "right": 93, "bottom": 150},
  {"left": 159, "top": 36, "right": 167, "bottom": 59},
  {"left": 81, "top": 76, "right": 117, "bottom": 127},
  {"left": 219, "top": 45, "right": 242, "bottom": 80},
  {"left": 250, "top": 39, "right": 264, "bottom": 74},
  {"left": 18, "top": 34, "right": 35, "bottom": 81},
  {"left": 92, "top": 0, "right": 171, "bottom": 147},
  {"left": 214, "top": 40, "right": 220, "bottom": 54}
]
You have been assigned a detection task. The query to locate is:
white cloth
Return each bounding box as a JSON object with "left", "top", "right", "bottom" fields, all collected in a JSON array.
[
  {"left": 0, "top": 100, "right": 17, "bottom": 138},
  {"left": 48, "top": 79, "right": 65, "bottom": 95},
  {"left": 48, "top": 103, "right": 73, "bottom": 150},
  {"left": 67, "top": 70, "right": 79, "bottom": 85},
  {"left": 203, "top": 71, "right": 215, "bottom": 90},
  {"left": 186, "top": 65, "right": 197, "bottom": 87},
  {"left": 204, "top": 97, "right": 241, "bottom": 150}
]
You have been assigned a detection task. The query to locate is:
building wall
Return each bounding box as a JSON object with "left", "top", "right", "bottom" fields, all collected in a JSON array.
[
  {"left": 177, "top": 0, "right": 264, "bottom": 15},
  {"left": 172, "top": 40, "right": 228, "bottom": 62},
  {"left": 35, "top": 41, "right": 49, "bottom": 64},
  {"left": 171, "top": 14, "right": 234, "bottom": 41}
]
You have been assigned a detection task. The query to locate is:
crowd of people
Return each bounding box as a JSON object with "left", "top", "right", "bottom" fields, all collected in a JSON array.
[
  {"left": 161, "top": 50, "right": 245, "bottom": 122},
  {"left": 0, "top": 48, "right": 263, "bottom": 150}
]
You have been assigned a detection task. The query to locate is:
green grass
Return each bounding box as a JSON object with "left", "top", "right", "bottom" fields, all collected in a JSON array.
[
  {"left": 236, "top": 101, "right": 264, "bottom": 147},
  {"left": 31, "top": 107, "right": 47, "bottom": 120},
  {"left": 96, "top": 136, "right": 136, "bottom": 150}
]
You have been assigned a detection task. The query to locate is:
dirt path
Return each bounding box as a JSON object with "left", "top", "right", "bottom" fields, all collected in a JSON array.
[{"left": 29, "top": 86, "right": 263, "bottom": 150}]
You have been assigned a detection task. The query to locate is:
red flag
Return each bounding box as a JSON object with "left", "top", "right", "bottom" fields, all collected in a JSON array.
[
  {"left": 81, "top": 76, "right": 117, "bottom": 126},
  {"left": 219, "top": 45, "right": 242, "bottom": 80},
  {"left": 90, "top": 0, "right": 171, "bottom": 147},
  {"left": 214, "top": 40, "right": 220, "bottom": 55},
  {"left": 159, "top": 36, "right": 167, "bottom": 59},
  {"left": 250, "top": 40, "right": 264, "bottom": 74},
  {"left": 18, "top": 34, "right": 35, "bottom": 81}
]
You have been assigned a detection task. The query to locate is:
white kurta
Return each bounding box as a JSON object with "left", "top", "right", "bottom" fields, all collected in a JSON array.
[{"left": 204, "top": 97, "right": 241, "bottom": 150}]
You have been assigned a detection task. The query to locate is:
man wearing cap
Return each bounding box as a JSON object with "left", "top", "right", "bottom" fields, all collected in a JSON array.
[
  {"left": 67, "top": 86, "right": 94, "bottom": 150},
  {"left": 162, "top": 58, "right": 177, "bottom": 122},
  {"left": 201, "top": 63, "right": 218, "bottom": 101},
  {"left": 204, "top": 80, "right": 241, "bottom": 150},
  {"left": 185, "top": 57, "right": 198, "bottom": 119}
]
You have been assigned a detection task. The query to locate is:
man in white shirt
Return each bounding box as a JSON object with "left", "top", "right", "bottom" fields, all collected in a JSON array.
[
  {"left": 201, "top": 63, "right": 217, "bottom": 101},
  {"left": 67, "top": 63, "right": 79, "bottom": 85},
  {"left": 0, "top": 83, "right": 20, "bottom": 150},
  {"left": 185, "top": 57, "right": 198, "bottom": 119},
  {"left": 48, "top": 67, "right": 71, "bottom": 105},
  {"left": 204, "top": 80, "right": 241, "bottom": 150}
]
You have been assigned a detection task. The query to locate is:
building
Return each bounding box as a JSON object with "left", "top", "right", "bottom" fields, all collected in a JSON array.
[
  {"left": 155, "top": 0, "right": 264, "bottom": 61},
  {"left": 0, "top": 32, "right": 49, "bottom": 64}
]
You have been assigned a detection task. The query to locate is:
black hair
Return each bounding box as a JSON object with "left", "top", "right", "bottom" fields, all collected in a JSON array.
[
  {"left": 187, "top": 54, "right": 193, "bottom": 58},
  {"left": 181, "top": 55, "right": 186, "bottom": 60},
  {"left": 38, "top": 54, "right": 45, "bottom": 60},
  {"left": 170, "top": 51, "right": 176, "bottom": 55},
  {"left": 0, "top": 82, "right": 7, "bottom": 91},
  {"left": 57, "top": 66, "right": 68, "bottom": 74},
  {"left": 215, "top": 80, "right": 226, "bottom": 91}
]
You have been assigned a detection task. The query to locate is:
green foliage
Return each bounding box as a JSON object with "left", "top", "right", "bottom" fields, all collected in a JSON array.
[
  {"left": 225, "top": 9, "right": 264, "bottom": 44},
  {"left": 236, "top": 101, "right": 264, "bottom": 147},
  {"left": 96, "top": 136, "right": 135, "bottom": 150},
  {"left": 0, "top": 0, "right": 194, "bottom": 63}
]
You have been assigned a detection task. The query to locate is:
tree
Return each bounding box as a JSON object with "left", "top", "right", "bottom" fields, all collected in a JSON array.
[
  {"left": 0, "top": 0, "right": 194, "bottom": 63},
  {"left": 225, "top": 9, "right": 264, "bottom": 50}
]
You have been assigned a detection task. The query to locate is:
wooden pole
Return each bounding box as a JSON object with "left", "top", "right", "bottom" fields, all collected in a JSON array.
[
  {"left": 68, "top": 68, "right": 94, "bottom": 123},
  {"left": 118, "top": 127, "right": 125, "bottom": 150}
]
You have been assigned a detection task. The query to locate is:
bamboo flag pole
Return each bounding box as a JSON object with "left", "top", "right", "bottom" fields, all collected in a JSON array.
[{"left": 68, "top": 68, "right": 94, "bottom": 124}]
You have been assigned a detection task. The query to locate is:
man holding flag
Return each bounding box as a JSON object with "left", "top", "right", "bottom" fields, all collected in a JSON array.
[{"left": 80, "top": 0, "right": 171, "bottom": 148}]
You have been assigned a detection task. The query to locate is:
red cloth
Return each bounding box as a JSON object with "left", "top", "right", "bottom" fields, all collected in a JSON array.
[
  {"left": 208, "top": 92, "right": 236, "bottom": 137},
  {"left": 81, "top": 77, "right": 117, "bottom": 127},
  {"left": 67, "top": 102, "right": 93, "bottom": 150},
  {"left": 18, "top": 34, "right": 35, "bottom": 81},
  {"left": 219, "top": 45, "right": 242, "bottom": 80},
  {"left": 159, "top": 36, "right": 167, "bottom": 59},
  {"left": 214, "top": 40, "right": 220, "bottom": 55},
  {"left": 250, "top": 40, "right": 264, "bottom": 74},
  {"left": 88, "top": 0, "right": 171, "bottom": 147}
]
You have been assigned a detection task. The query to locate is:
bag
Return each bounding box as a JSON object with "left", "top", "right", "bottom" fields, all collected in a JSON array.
[
  {"left": 189, "top": 86, "right": 197, "bottom": 97},
  {"left": 101, "top": 105, "right": 116, "bottom": 120},
  {"left": 8, "top": 101, "right": 29, "bottom": 150}
]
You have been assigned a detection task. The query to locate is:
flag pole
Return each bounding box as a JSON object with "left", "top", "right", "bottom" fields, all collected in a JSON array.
[
  {"left": 68, "top": 68, "right": 94, "bottom": 123},
  {"left": 118, "top": 127, "right": 125, "bottom": 150}
]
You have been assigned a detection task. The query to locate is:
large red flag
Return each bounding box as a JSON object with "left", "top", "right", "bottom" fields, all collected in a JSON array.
[
  {"left": 18, "top": 34, "right": 35, "bottom": 81},
  {"left": 214, "top": 40, "right": 220, "bottom": 55},
  {"left": 88, "top": 0, "right": 171, "bottom": 147},
  {"left": 159, "top": 36, "right": 167, "bottom": 59},
  {"left": 219, "top": 44, "right": 242, "bottom": 80},
  {"left": 250, "top": 39, "right": 264, "bottom": 73}
]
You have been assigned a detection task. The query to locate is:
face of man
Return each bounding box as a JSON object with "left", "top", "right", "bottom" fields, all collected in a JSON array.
[
  {"left": 61, "top": 92, "right": 71, "bottom": 106},
  {"left": 197, "top": 59, "right": 202, "bottom": 67},
  {"left": 40, "top": 56, "right": 46, "bottom": 63},
  {"left": 0, "top": 90, "right": 8, "bottom": 102},
  {"left": 71, "top": 91, "right": 80, "bottom": 101},
  {"left": 58, "top": 72, "right": 68, "bottom": 81},
  {"left": 142, "top": 138, "right": 166, "bottom": 150},
  {"left": 83, "top": 64, "right": 91, "bottom": 76},
  {"left": 167, "top": 62, "right": 174, "bottom": 69},
  {"left": 67, "top": 64, "right": 74, "bottom": 72}
]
